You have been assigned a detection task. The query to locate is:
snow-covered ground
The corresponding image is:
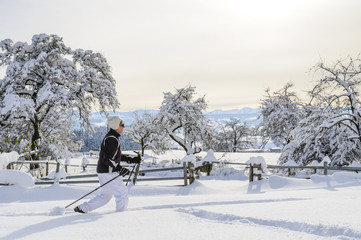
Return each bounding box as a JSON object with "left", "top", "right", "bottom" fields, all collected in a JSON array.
[{"left": 1, "top": 151, "right": 361, "bottom": 240}]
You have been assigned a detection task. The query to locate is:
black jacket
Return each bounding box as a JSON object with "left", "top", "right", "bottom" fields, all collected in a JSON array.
[{"left": 97, "top": 129, "right": 130, "bottom": 173}]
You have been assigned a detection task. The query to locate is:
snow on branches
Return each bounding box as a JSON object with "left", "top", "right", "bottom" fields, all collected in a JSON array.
[
  {"left": 158, "top": 85, "right": 214, "bottom": 155},
  {"left": 0, "top": 33, "right": 119, "bottom": 159},
  {"left": 126, "top": 112, "right": 169, "bottom": 156},
  {"left": 258, "top": 82, "right": 304, "bottom": 148},
  {"left": 279, "top": 57, "right": 361, "bottom": 166}
]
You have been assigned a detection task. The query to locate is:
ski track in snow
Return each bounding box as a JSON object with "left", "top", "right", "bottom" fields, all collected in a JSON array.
[
  {"left": 177, "top": 208, "right": 361, "bottom": 240},
  {"left": 135, "top": 197, "right": 305, "bottom": 211}
]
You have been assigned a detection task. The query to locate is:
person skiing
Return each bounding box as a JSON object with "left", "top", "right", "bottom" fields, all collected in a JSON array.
[{"left": 74, "top": 116, "right": 141, "bottom": 213}]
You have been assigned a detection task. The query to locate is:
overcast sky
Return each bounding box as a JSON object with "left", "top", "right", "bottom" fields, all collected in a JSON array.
[{"left": 1, "top": 0, "right": 361, "bottom": 111}]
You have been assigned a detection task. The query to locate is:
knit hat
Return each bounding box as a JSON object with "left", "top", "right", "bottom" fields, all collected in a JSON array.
[{"left": 107, "top": 116, "right": 124, "bottom": 130}]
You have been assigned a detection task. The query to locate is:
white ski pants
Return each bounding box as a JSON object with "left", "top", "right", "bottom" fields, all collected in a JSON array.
[{"left": 79, "top": 172, "right": 128, "bottom": 212}]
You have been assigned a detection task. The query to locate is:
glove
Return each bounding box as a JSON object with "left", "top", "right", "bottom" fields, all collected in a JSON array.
[
  {"left": 130, "top": 156, "right": 141, "bottom": 164},
  {"left": 119, "top": 167, "right": 130, "bottom": 176},
  {"left": 114, "top": 165, "right": 130, "bottom": 176},
  {"left": 126, "top": 155, "right": 141, "bottom": 164}
]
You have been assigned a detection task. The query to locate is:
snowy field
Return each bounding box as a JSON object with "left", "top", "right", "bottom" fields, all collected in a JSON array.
[{"left": 1, "top": 151, "right": 361, "bottom": 240}]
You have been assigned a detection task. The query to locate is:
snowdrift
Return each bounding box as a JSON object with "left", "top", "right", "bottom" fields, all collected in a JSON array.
[{"left": 0, "top": 170, "right": 34, "bottom": 187}]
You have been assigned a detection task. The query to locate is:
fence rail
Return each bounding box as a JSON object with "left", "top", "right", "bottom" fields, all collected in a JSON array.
[
  {"left": 33, "top": 162, "right": 195, "bottom": 186},
  {"left": 7, "top": 160, "right": 98, "bottom": 176},
  {"left": 247, "top": 162, "right": 361, "bottom": 182},
  {"left": 267, "top": 164, "right": 361, "bottom": 171}
]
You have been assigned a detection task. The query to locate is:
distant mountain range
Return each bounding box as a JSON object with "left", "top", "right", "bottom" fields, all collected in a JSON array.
[
  {"left": 83, "top": 108, "right": 260, "bottom": 128},
  {"left": 205, "top": 107, "right": 260, "bottom": 124}
]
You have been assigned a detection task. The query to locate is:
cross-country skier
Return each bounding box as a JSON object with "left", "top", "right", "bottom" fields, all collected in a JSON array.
[{"left": 74, "top": 116, "right": 141, "bottom": 213}]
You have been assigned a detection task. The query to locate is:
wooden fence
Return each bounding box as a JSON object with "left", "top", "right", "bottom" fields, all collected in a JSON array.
[
  {"left": 193, "top": 161, "right": 361, "bottom": 182},
  {"left": 7, "top": 159, "right": 361, "bottom": 185},
  {"left": 6, "top": 160, "right": 96, "bottom": 175},
  {"left": 6, "top": 161, "right": 196, "bottom": 186},
  {"left": 248, "top": 162, "right": 361, "bottom": 182}
]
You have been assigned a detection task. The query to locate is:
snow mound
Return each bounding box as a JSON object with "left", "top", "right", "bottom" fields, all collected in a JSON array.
[
  {"left": 246, "top": 156, "right": 267, "bottom": 169},
  {"left": 282, "top": 159, "right": 299, "bottom": 166},
  {"left": 195, "top": 150, "right": 217, "bottom": 168},
  {"left": 322, "top": 156, "right": 331, "bottom": 164},
  {"left": 176, "top": 180, "right": 215, "bottom": 195},
  {"left": 350, "top": 161, "right": 361, "bottom": 167},
  {"left": 203, "top": 150, "right": 217, "bottom": 163},
  {"left": 0, "top": 151, "right": 19, "bottom": 169},
  {"left": 311, "top": 171, "right": 361, "bottom": 183},
  {"left": 82, "top": 157, "right": 90, "bottom": 166},
  {"left": 0, "top": 170, "right": 34, "bottom": 187},
  {"left": 181, "top": 154, "right": 196, "bottom": 164},
  {"left": 46, "top": 168, "right": 67, "bottom": 180}
]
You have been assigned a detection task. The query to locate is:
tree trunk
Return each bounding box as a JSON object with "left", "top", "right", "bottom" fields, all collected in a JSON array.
[
  {"left": 30, "top": 118, "right": 40, "bottom": 169},
  {"left": 168, "top": 132, "right": 189, "bottom": 154},
  {"left": 141, "top": 146, "right": 145, "bottom": 157}
]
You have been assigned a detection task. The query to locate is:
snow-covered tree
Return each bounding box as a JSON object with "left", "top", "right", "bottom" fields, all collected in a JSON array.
[
  {"left": 157, "top": 85, "right": 214, "bottom": 155},
  {"left": 215, "top": 118, "right": 253, "bottom": 152},
  {"left": 258, "top": 82, "right": 304, "bottom": 147},
  {"left": 213, "top": 122, "right": 231, "bottom": 152},
  {"left": 307, "top": 57, "right": 361, "bottom": 165},
  {"left": 0, "top": 34, "right": 119, "bottom": 160},
  {"left": 280, "top": 57, "right": 361, "bottom": 166},
  {"left": 310, "top": 57, "right": 361, "bottom": 142},
  {"left": 126, "top": 112, "right": 169, "bottom": 156},
  {"left": 280, "top": 105, "right": 361, "bottom": 166},
  {"left": 279, "top": 106, "right": 329, "bottom": 165}
]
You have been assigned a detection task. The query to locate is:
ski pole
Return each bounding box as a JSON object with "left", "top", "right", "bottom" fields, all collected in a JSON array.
[
  {"left": 126, "top": 164, "right": 137, "bottom": 186},
  {"left": 64, "top": 171, "right": 124, "bottom": 209}
]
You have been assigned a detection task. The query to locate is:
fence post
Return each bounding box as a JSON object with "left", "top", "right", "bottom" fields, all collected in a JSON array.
[
  {"left": 183, "top": 162, "right": 188, "bottom": 186},
  {"left": 56, "top": 161, "right": 60, "bottom": 174},
  {"left": 188, "top": 162, "right": 195, "bottom": 184},
  {"left": 132, "top": 163, "right": 141, "bottom": 185},
  {"left": 249, "top": 164, "right": 262, "bottom": 182},
  {"left": 46, "top": 162, "right": 49, "bottom": 176},
  {"left": 257, "top": 166, "right": 262, "bottom": 180},
  {"left": 324, "top": 161, "right": 328, "bottom": 175},
  {"left": 249, "top": 164, "right": 254, "bottom": 182}
]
